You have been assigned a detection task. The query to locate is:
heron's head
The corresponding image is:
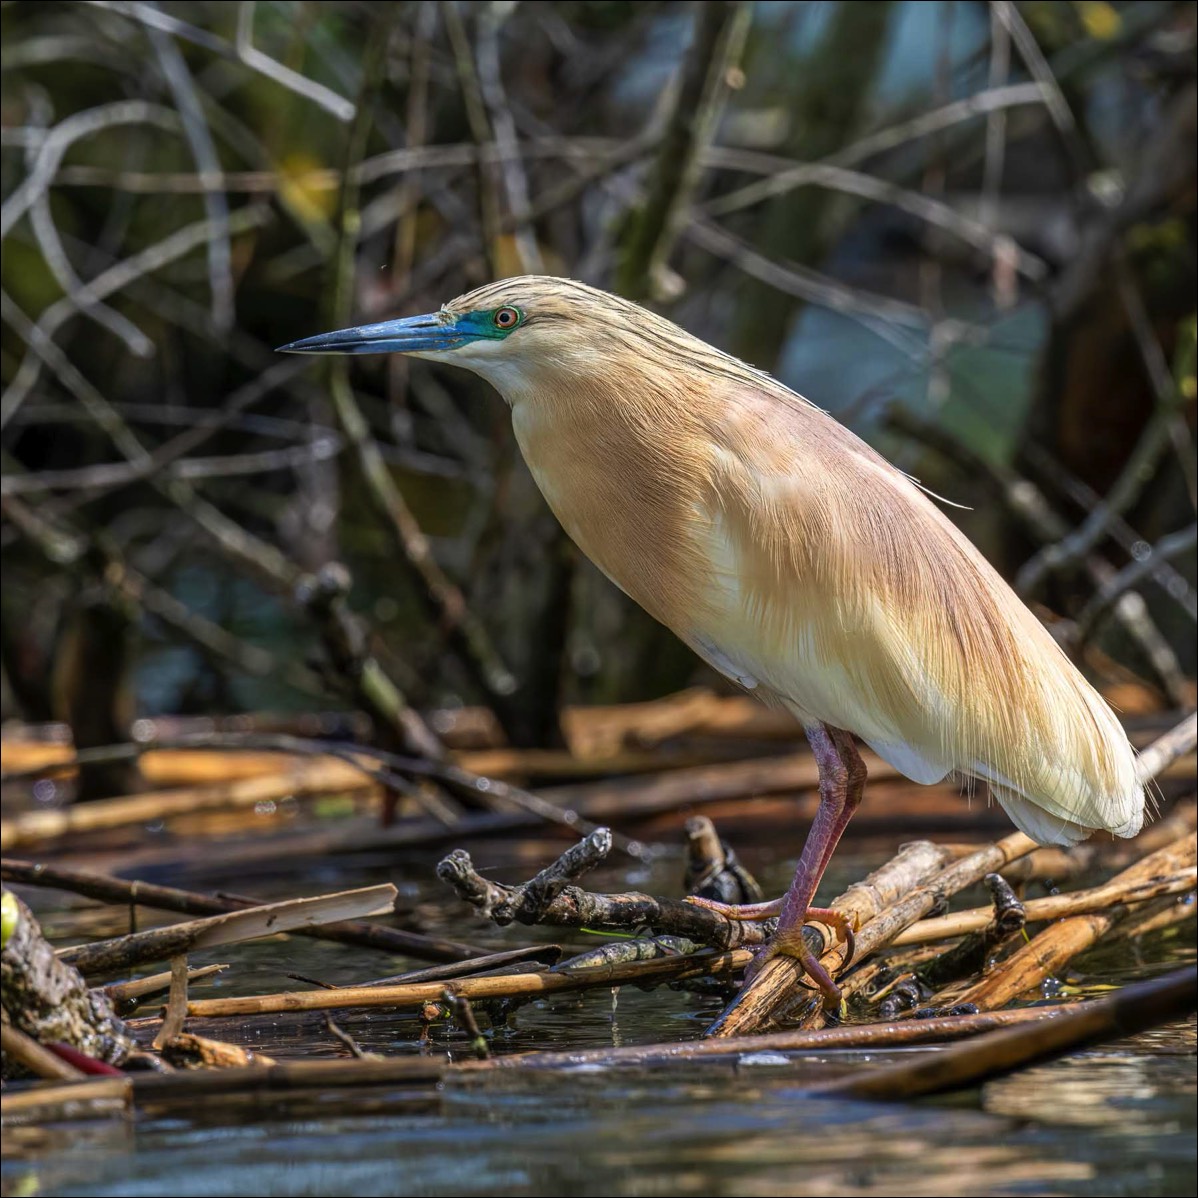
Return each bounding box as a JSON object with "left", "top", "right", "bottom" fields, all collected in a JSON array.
[{"left": 278, "top": 275, "right": 707, "bottom": 402}]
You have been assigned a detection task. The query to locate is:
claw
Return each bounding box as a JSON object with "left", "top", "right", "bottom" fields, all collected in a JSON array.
[
  {"left": 804, "top": 906, "right": 857, "bottom": 968},
  {"left": 745, "top": 907, "right": 858, "bottom": 1009}
]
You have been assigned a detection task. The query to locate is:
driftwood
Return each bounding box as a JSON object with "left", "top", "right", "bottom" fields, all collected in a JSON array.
[
  {"left": 950, "top": 832, "right": 1197, "bottom": 1010},
  {"left": 1, "top": 889, "right": 134, "bottom": 1076},
  {"left": 58, "top": 884, "right": 397, "bottom": 976},
  {"left": 1, "top": 857, "right": 484, "bottom": 963},
  {"left": 438, "top": 828, "right": 767, "bottom": 950}
]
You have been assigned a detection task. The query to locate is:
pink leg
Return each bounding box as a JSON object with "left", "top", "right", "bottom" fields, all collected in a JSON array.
[
  {"left": 770, "top": 725, "right": 865, "bottom": 990},
  {"left": 692, "top": 723, "right": 866, "bottom": 1005}
]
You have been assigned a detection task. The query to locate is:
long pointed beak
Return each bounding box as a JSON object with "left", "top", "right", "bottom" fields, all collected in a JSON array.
[{"left": 277, "top": 313, "right": 468, "bottom": 355}]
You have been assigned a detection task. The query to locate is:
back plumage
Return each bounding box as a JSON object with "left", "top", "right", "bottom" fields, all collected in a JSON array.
[{"left": 692, "top": 385, "right": 1144, "bottom": 847}]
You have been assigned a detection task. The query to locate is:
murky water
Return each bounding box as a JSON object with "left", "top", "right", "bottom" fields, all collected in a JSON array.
[{"left": 4, "top": 836, "right": 1195, "bottom": 1197}]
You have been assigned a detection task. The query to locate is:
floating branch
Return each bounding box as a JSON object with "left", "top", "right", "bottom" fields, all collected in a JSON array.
[
  {"left": 59, "top": 884, "right": 398, "bottom": 977},
  {"left": 1, "top": 858, "right": 482, "bottom": 963},
  {"left": 437, "top": 828, "right": 765, "bottom": 949}
]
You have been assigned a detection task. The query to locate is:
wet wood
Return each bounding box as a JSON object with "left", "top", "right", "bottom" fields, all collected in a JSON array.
[
  {"left": 0, "top": 1076, "right": 132, "bottom": 1125},
  {"left": 474, "top": 1001, "right": 1106, "bottom": 1070},
  {"left": 1, "top": 889, "right": 134, "bottom": 1071},
  {"left": 160, "top": 1032, "right": 277, "bottom": 1069},
  {"left": 821, "top": 966, "right": 1197, "bottom": 1099}
]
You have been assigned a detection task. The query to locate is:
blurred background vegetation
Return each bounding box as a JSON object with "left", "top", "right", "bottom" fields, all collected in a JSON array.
[{"left": 1, "top": 0, "right": 1194, "bottom": 793}]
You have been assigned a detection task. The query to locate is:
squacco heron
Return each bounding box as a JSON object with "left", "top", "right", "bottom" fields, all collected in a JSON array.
[{"left": 282, "top": 276, "right": 1145, "bottom": 1004}]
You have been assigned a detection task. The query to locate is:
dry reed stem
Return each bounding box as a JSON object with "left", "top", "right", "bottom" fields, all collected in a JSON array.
[
  {"left": 104, "top": 963, "right": 227, "bottom": 1014},
  {"left": 952, "top": 832, "right": 1197, "bottom": 1010},
  {"left": 892, "top": 866, "right": 1196, "bottom": 946},
  {"left": 183, "top": 950, "right": 754, "bottom": 1018}
]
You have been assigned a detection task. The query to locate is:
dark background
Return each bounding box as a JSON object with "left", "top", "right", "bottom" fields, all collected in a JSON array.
[{"left": 2, "top": 0, "right": 1194, "bottom": 785}]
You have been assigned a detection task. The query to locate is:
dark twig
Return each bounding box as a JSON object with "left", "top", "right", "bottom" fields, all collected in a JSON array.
[{"left": 437, "top": 833, "right": 766, "bottom": 950}]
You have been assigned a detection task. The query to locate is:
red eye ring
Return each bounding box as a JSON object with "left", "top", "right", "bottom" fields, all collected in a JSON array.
[{"left": 493, "top": 306, "right": 520, "bottom": 330}]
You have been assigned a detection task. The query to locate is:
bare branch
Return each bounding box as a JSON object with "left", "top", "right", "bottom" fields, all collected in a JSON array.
[
  {"left": 1074, "top": 524, "right": 1198, "bottom": 645},
  {"left": 616, "top": 0, "right": 750, "bottom": 299},
  {"left": 147, "top": 22, "right": 235, "bottom": 332}
]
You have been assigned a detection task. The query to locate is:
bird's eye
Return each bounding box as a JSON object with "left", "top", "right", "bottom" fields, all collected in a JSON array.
[{"left": 493, "top": 306, "right": 521, "bottom": 330}]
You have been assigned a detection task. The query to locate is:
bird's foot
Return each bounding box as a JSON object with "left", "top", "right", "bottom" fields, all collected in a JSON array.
[
  {"left": 684, "top": 895, "right": 784, "bottom": 921},
  {"left": 743, "top": 906, "right": 857, "bottom": 1011}
]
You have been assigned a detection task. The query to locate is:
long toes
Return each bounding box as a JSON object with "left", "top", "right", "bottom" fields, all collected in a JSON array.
[{"left": 685, "top": 895, "right": 785, "bottom": 922}]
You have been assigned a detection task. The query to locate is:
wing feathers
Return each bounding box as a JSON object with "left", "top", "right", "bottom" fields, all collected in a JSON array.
[{"left": 693, "top": 391, "right": 1144, "bottom": 845}]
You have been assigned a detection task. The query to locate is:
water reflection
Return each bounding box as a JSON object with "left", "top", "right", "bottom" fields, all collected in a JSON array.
[{"left": 8, "top": 1050, "right": 1194, "bottom": 1197}]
